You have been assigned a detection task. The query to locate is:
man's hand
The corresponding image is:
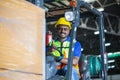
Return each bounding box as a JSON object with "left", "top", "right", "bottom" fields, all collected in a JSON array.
[
  {"left": 47, "top": 43, "right": 57, "bottom": 52},
  {"left": 54, "top": 56, "right": 64, "bottom": 62},
  {"left": 48, "top": 42, "right": 64, "bottom": 62}
]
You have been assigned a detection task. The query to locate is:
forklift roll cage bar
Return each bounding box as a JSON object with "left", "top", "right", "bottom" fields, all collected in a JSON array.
[{"left": 65, "top": 0, "right": 107, "bottom": 80}]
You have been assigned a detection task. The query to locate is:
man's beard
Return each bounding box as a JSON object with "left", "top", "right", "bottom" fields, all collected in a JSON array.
[{"left": 58, "top": 33, "right": 68, "bottom": 39}]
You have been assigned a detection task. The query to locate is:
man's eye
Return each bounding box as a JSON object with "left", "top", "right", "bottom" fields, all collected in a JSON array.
[
  {"left": 58, "top": 28, "right": 68, "bottom": 30},
  {"left": 64, "top": 28, "right": 67, "bottom": 30}
]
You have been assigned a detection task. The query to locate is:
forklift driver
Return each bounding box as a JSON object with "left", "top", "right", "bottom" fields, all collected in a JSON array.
[{"left": 47, "top": 17, "right": 82, "bottom": 80}]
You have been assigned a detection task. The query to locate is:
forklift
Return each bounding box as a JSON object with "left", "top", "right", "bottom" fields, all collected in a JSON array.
[{"left": 45, "top": 0, "right": 108, "bottom": 80}]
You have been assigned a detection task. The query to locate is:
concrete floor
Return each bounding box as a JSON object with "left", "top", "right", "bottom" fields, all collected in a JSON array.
[{"left": 91, "top": 74, "right": 120, "bottom": 80}]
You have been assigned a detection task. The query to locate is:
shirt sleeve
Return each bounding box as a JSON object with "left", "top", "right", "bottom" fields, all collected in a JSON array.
[{"left": 73, "top": 41, "right": 82, "bottom": 58}]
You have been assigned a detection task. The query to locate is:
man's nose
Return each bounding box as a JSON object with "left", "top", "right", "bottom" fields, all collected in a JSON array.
[{"left": 61, "top": 28, "right": 64, "bottom": 32}]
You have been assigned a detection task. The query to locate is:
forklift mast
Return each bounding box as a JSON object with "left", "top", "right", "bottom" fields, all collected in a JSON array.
[{"left": 66, "top": 0, "right": 107, "bottom": 80}]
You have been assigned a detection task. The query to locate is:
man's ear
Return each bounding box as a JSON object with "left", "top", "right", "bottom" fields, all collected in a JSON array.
[{"left": 69, "top": 30, "right": 71, "bottom": 35}]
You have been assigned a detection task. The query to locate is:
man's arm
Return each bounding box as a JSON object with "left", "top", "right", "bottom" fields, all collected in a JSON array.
[{"left": 60, "top": 56, "right": 79, "bottom": 66}]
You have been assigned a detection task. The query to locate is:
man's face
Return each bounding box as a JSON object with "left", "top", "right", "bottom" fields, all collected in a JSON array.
[{"left": 57, "top": 25, "right": 70, "bottom": 39}]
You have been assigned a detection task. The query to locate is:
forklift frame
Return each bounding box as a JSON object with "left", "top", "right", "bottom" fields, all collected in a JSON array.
[
  {"left": 33, "top": 0, "right": 108, "bottom": 80},
  {"left": 66, "top": 0, "right": 107, "bottom": 80}
]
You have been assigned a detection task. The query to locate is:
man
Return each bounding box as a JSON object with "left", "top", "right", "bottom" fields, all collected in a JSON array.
[{"left": 47, "top": 17, "right": 82, "bottom": 80}]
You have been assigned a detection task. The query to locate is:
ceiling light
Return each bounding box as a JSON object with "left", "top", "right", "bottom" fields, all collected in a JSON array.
[
  {"left": 108, "top": 59, "right": 115, "bottom": 63},
  {"left": 105, "top": 43, "right": 111, "bottom": 46},
  {"left": 108, "top": 65, "right": 115, "bottom": 69},
  {"left": 94, "top": 31, "right": 99, "bottom": 35},
  {"left": 84, "top": 0, "right": 97, "bottom": 3},
  {"left": 81, "top": 48, "right": 84, "bottom": 51},
  {"left": 94, "top": 29, "right": 107, "bottom": 35},
  {"left": 97, "top": 8, "right": 104, "bottom": 12}
]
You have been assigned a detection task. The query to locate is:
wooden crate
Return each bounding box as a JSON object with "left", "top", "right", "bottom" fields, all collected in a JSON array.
[{"left": 0, "top": 0, "right": 45, "bottom": 80}]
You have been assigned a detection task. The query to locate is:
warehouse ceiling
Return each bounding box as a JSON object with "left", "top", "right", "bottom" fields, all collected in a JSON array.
[
  {"left": 43, "top": 0, "right": 120, "bottom": 55},
  {"left": 27, "top": 0, "right": 120, "bottom": 75}
]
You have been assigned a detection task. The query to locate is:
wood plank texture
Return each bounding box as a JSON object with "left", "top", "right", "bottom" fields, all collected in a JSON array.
[{"left": 0, "top": 0, "right": 45, "bottom": 80}]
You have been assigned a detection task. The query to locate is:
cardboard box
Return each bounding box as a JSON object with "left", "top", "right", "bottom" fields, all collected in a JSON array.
[{"left": 0, "top": 0, "right": 45, "bottom": 80}]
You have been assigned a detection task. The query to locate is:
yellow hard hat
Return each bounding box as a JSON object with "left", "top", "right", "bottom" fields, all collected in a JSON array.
[{"left": 54, "top": 17, "right": 72, "bottom": 29}]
